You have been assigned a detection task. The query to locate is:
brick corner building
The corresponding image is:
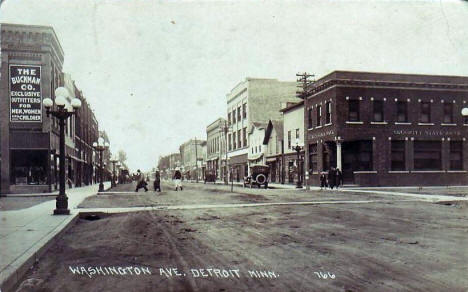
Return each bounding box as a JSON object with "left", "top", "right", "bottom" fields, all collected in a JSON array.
[{"left": 304, "top": 70, "right": 468, "bottom": 187}]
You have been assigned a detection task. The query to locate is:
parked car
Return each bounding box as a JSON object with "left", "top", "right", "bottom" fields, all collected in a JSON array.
[
  {"left": 204, "top": 169, "right": 217, "bottom": 184},
  {"left": 243, "top": 164, "right": 270, "bottom": 189}
]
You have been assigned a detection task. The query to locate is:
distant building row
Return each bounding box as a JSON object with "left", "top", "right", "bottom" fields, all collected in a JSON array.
[{"left": 160, "top": 70, "right": 468, "bottom": 187}]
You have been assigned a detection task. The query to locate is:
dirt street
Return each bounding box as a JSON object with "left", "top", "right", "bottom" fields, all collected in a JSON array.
[{"left": 15, "top": 183, "right": 468, "bottom": 292}]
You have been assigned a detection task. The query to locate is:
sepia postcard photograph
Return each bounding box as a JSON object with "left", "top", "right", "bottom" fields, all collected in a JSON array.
[{"left": 0, "top": 0, "right": 467, "bottom": 291}]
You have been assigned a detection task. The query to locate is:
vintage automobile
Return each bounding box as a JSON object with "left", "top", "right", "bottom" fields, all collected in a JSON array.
[
  {"left": 204, "top": 169, "right": 217, "bottom": 184},
  {"left": 243, "top": 164, "right": 270, "bottom": 189}
]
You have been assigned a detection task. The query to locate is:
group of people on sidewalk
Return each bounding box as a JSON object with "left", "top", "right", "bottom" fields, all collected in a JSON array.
[
  {"left": 134, "top": 168, "right": 184, "bottom": 192},
  {"left": 319, "top": 167, "right": 343, "bottom": 190}
]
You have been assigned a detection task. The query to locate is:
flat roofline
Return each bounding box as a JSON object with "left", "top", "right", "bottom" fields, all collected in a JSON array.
[
  {"left": 316, "top": 70, "right": 468, "bottom": 83},
  {"left": 0, "top": 22, "right": 64, "bottom": 57}
]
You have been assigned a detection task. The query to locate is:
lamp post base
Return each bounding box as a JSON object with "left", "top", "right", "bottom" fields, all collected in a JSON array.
[
  {"left": 99, "top": 183, "right": 104, "bottom": 192},
  {"left": 54, "top": 195, "right": 69, "bottom": 215},
  {"left": 53, "top": 208, "right": 70, "bottom": 215}
]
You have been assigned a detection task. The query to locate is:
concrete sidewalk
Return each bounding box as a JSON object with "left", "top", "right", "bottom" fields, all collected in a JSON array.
[{"left": 0, "top": 182, "right": 110, "bottom": 292}]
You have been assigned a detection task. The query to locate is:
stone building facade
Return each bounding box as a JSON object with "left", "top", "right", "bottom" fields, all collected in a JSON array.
[{"left": 226, "top": 78, "right": 298, "bottom": 181}]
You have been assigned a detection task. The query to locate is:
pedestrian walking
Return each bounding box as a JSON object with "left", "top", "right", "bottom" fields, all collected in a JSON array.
[
  {"left": 154, "top": 170, "right": 161, "bottom": 192},
  {"left": 320, "top": 172, "right": 327, "bottom": 190},
  {"left": 173, "top": 167, "right": 183, "bottom": 191},
  {"left": 335, "top": 168, "right": 343, "bottom": 189},
  {"left": 135, "top": 169, "right": 148, "bottom": 192},
  {"left": 328, "top": 167, "right": 336, "bottom": 190}
]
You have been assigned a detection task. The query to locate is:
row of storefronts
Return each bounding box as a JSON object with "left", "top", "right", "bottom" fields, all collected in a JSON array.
[{"left": 0, "top": 23, "right": 109, "bottom": 194}]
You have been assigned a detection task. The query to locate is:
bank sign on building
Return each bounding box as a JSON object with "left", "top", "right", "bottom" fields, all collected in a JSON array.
[{"left": 9, "top": 65, "right": 42, "bottom": 122}]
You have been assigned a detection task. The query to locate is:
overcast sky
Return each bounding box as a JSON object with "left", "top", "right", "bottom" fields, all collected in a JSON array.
[{"left": 1, "top": 0, "right": 468, "bottom": 171}]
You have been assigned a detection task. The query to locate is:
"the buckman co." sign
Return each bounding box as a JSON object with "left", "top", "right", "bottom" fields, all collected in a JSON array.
[{"left": 9, "top": 65, "right": 42, "bottom": 122}]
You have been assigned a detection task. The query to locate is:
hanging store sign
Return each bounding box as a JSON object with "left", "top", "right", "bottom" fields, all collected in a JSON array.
[{"left": 9, "top": 65, "right": 42, "bottom": 122}]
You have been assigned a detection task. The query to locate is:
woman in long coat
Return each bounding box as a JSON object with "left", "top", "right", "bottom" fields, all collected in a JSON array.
[{"left": 153, "top": 171, "right": 161, "bottom": 192}]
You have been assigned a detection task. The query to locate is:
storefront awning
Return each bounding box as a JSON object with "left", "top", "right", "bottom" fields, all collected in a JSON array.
[{"left": 266, "top": 157, "right": 277, "bottom": 162}]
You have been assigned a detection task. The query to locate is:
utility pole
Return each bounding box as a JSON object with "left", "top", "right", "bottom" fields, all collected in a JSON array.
[
  {"left": 296, "top": 72, "right": 315, "bottom": 99},
  {"left": 194, "top": 137, "right": 199, "bottom": 183},
  {"left": 296, "top": 72, "right": 315, "bottom": 190}
]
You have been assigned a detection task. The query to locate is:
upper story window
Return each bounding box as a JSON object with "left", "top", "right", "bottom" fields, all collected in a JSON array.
[
  {"left": 237, "top": 129, "right": 242, "bottom": 147},
  {"left": 232, "top": 109, "right": 236, "bottom": 123},
  {"left": 237, "top": 106, "right": 241, "bottom": 121},
  {"left": 228, "top": 134, "right": 232, "bottom": 151},
  {"left": 232, "top": 132, "right": 237, "bottom": 149},
  {"left": 308, "top": 108, "right": 313, "bottom": 128},
  {"left": 243, "top": 127, "right": 247, "bottom": 147},
  {"left": 348, "top": 99, "right": 360, "bottom": 121},
  {"left": 443, "top": 102, "right": 453, "bottom": 123},
  {"left": 326, "top": 102, "right": 331, "bottom": 124},
  {"left": 373, "top": 100, "right": 384, "bottom": 122},
  {"left": 228, "top": 113, "right": 231, "bottom": 125},
  {"left": 242, "top": 103, "right": 247, "bottom": 119},
  {"left": 396, "top": 101, "right": 408, "bottom": 122},
  {"left": 287, "top": 130, "right": 291, "bottom": 149},
  {"left": 316, "top": 105, "right": 322, "bottom": 126},
  {"left": 419, "top": 101, "right": 431, "bottom": 123},
  {"left": 295, "top": 128, "right": 300, "bottom": 140}
]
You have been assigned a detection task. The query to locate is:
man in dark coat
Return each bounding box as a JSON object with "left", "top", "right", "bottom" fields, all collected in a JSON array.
[
  {"left": 328, "top": 167, "right": 336, "bottom": 189},
  {"left": 335, "top": 168, "right": 343, "bottom": 189},
  {"left": 135, "top": 169, "right": 148, "bottom": 192},
  {"left": 153, "top": 170, "right": 161, "bottom": 192}
]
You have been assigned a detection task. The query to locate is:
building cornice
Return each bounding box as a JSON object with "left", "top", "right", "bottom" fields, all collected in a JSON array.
[
  {"left": 306, "top": 76, "right": 468, "bottom": 99},
  {"left": 1, "top": 23, "right": 64, "bottom": 65}
]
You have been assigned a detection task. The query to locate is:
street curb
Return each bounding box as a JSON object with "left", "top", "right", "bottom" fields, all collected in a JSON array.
[{"left": 0, "top": 213, "right": 79, "bottom": 292}]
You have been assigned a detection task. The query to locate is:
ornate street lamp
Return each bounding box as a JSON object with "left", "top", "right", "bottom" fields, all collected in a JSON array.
[
  {"left": 92, "top": 137, "right": 109, "bottom": 192},
  {"left": 292, "top": 138, "right": 304, "bottom": 189},
  {"left": 43, "top": 87, "right": 82, "bottom": 215},
  {"left": 110, "top": 155, "right": 118, "bottom": 188}
]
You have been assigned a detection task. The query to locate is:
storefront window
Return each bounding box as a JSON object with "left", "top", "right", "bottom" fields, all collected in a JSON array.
[
  {"left": 309, "top": 143, "right": 317, "bottom": 173},
  {"left": 450, "top": 141, "right": 463, "bottom": 170},
  {"left": 391, "top": 140, "right": 405, "bottom": 171},
  {"left": 414, "top": 141, "right": 441, "bottom": 170},
  {"left": 11, "top": 150, "right": 48, "bottom": 185}
]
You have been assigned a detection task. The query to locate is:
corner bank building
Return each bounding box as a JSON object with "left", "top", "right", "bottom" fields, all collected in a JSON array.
[
  {"left": 1, "top": 24, "right": 66, "bottom": 194},
  {"left": 305, "top": 71, "right": 468, "bottom": 187}
]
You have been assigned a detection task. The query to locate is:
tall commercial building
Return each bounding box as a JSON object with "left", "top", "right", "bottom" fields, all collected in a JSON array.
[
  {"left": 0, "top": 23, "right": 101, "bottom": 194},
  {"left": 226, "top": 78, "right": 298, "bottom": 181}
]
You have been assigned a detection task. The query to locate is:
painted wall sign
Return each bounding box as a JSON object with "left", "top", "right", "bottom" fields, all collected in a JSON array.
[
  {"left": 9, "top": 65, "right": 42, "bottom": 122},
  {"left": 309, "top": 130, "right": 335, "bottom": 140},
  {"left": 393, "top": 129, "right": 461, "bottom": 136}
]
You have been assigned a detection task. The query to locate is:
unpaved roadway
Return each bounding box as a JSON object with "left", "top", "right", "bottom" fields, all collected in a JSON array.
[{"left": 15, "top": 182, "right": 468, "bottom": 292}]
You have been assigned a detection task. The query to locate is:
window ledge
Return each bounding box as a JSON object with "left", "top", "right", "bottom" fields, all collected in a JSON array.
[
  {"left": 411, "top": 170, "right": 444, "bottom": 173},
  {"left": 388, "top": 170, "right": 409, "bottom": 173},
  {"left": 353, "top": 171, "right": 377, "bottom": 174},
  {"left": 324, "top": 123, "right": 332, "bottom": 126},
  {"left": 346, "top": 121, "right": 364, "bottom": 125},
  {"left": 441, "top": 123, "right": 457, "bottom": 126},
  {"left": 395, "top": 122, "right": 411, "bottom": 125},
  {"left": 447, "top": 170, "right": 467, "bottom": 173},
  {"left": 315, "top": 125, "right": 323, "bottom": 129},
  {"left": 417, "top": 123, "right": 435, "bottom": 126},
  {"left": 370, "top": 121, "right": 387, "bottom": 125}
]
